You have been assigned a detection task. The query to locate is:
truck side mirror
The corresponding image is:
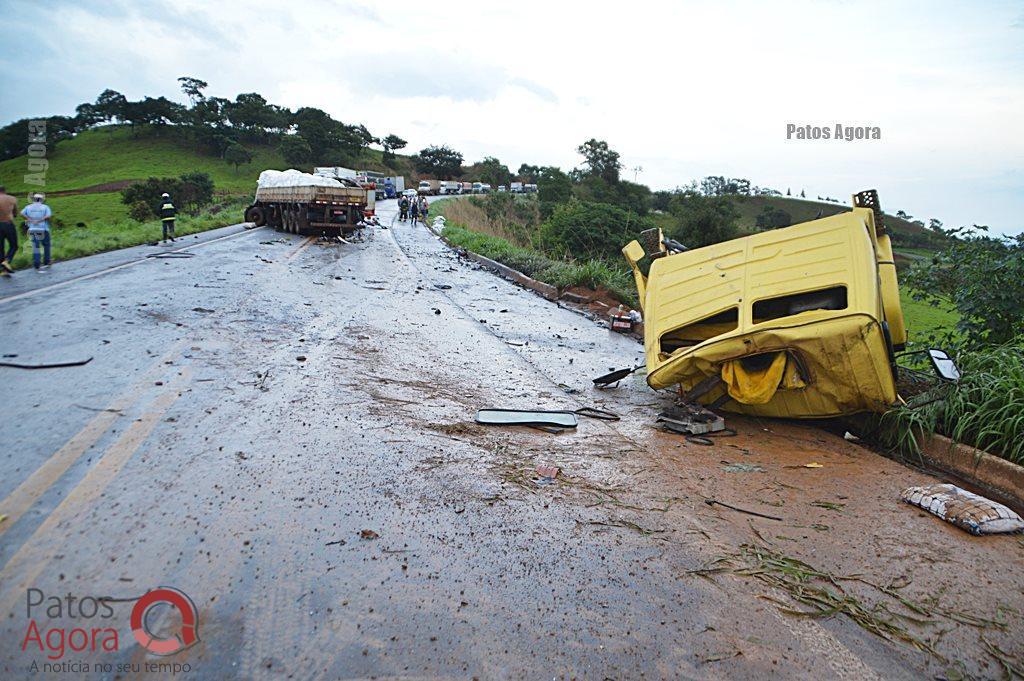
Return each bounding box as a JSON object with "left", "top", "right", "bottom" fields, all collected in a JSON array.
[{"left": 928, "top": 349, "right": 961, "bottom": 382}]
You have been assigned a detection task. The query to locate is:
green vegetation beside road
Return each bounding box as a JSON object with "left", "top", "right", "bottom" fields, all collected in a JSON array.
[
  {"left": 434, "top": 198, "right": 638, "bottom": 306},
  {"left": 899, "top": 289, "right": 960, "bottom": 346},
  {"left": 4, "top": 197, "right": 248, "bottom": 270}
]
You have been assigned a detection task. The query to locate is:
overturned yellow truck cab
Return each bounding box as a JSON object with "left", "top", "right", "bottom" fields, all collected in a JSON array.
[{"left": 623, "top": 190, "right": 906, "bottom": 418}]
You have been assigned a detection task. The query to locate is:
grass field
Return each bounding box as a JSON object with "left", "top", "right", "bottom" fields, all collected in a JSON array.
[{"left": 899, "top": 288, "right": 959, "bottom": 344}]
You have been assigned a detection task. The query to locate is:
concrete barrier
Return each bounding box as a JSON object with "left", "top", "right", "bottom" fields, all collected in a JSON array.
[{"left": 916, "top": 433, "right": 1024, "bottom": 511}]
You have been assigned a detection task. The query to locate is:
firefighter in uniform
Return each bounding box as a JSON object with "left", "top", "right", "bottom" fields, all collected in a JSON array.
[{"left": 160, "top": 192, "right": 177, "bottom": 243}]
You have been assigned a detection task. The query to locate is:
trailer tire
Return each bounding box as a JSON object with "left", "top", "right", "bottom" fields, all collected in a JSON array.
[{"left": 244, "top": 206, "right": 266, "bottom": 227}]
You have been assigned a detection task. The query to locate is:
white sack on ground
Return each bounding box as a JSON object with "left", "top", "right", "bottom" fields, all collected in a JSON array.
[{"left": 901, "top": 483, "right": 1024, "bottom": 535}]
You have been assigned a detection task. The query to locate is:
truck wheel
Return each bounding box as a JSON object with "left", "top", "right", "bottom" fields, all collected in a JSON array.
[{"left": 244, "top": 206, "right": 266, "bottom": 226}]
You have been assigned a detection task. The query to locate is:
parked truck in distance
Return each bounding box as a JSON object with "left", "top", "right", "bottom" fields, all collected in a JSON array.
[
  {"left": 418, "top": 180, "right": 440, "bottom": 195},
  {"left": 510, "top": 182, "right": 524, "bottom": 193},
  {"left": 438, "top": 181, "right": 461, "bottom": 195},
  {"left": 383, "top": 176, "right": 405, "bottom": 199},
  {"left": 244, "top": 170, "right": 369, "bottom": 235}
]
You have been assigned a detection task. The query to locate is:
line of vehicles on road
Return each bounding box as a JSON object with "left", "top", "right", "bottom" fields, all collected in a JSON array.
[{"left": 416, "top": 180, "right": 538, "bottom": 196}]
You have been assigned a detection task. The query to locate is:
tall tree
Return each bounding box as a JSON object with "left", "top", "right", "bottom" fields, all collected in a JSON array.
[
  {"left": 415, "top": 145, "right": 463, "bottom": 179},
  {"left": 224, "top": 142, "right": 253, "bottom": 172},
  {"left": 576, "top": 139, "right": 621, "bottom": 183},
  {"left": 381, "top": 134, "right": 407, "bottom": 161},
  {"left": 94, "top": 89, "right": 128, "bottom": 124},
  {"left": 177, "top": 76, "right": 208, "bottom": 105},
  {"left": 476, "top": 156, "right": 512, "bottom": 187},
  {"left": 280, "top": 134, "right": 312, "bottom": 167},
  {"left": 517, "top": 163, "right": 541, "bottom": 182}
]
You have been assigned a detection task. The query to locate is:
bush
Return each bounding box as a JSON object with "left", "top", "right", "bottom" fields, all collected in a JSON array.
[
  {"left": 121, "top": 172, "right": 215, "bottom": 216},
  {"left": 755, "top": 205, "right": 792, "bottom": 229},
  {"left": 665, "top": 191, "right": 739, "bottom": 248},
  {"left": 177, "top": 172, "right": 214, "bottom": 212},
  {"left": 128, "top": 201, "right": 153, "bottom": 222},
  {"left": 538, "top": 200, "right": 653, "bottom": 261},
  {"left": 904, "top": 230, "right": 1024, "bottom": 346}
]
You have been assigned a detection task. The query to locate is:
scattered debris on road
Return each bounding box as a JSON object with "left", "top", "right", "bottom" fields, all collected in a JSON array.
[
  {"left": 901, "top": 484, "right": 1024, "bottom": 535},
  {"left": 592, "top": 365, "right": 642, "bottom": 388},
  {"left": 659, "top": 403, "right": 724, "bottom": 436},
  {"left": 722, "top": 462, "right": 765, "bottom": 473},
  {"left": 359, "top": 529, "right": 380, "bottom": 540},
  {"left": 704, "top": 498, "right": 783, "bottom": 521},
  {"left": 0, "top": 357, "right": 93, "bottom": 369}
]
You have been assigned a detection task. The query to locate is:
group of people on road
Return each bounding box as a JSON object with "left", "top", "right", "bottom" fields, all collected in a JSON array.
[
  {"left": 0, "top": 186, "right": 180, "bottom": 278},
  {"left": 398, "top": 195, "right": 429, "bottom": 224},
  {"left": 0, "top": 186, "right": 54, "bottom": 276}
]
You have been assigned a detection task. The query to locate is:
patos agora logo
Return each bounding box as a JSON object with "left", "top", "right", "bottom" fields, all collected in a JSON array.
[{"left": 21, "top": 585, "right": 200, "bottom": 661}]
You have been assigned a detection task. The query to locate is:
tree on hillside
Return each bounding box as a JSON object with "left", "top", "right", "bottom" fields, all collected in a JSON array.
[
  {"left": 74, "top": 103, "right": 106, "bottom": 129},
  {"left": 415, "top": 145, "right": 463, "bottom": 179},
  {"left": 224, "top": 142, "right": 253, "bottom": 172},
  {"left": 177, "top": 77, "right": 208, "bottom": 106},
  {"left": 94, "top": 89, "right": 128, "bottom": 124},
  {"left": 139, "top": 96, "right": 186, "bottom": 128},
  {"left": 381, "top": 134, "right": 407, "bottom": 161},
  {"left": 476, "top": 156, "right": 512, "bottom": 187},
  {"left": 517, "top": 163, "right": 541, "bottom": 183},
  {"left": 225, "top": 93, "right": 291, "bottom": 141},
  {"left": 0, "top": 117, "right": 74, "bottom": 162},
  {"left": 651, "top": 190, "right": 673, "bottom": 212},
  {"left": 280, "top": 134, "right": 312, "bottom": 167},
  {"left": 293, "top": 107, "right": 374, "bottom": 162},
  {"left": 800, "top": 189, "right": 805, "bottom": 198},
  {"left": 576, "top": 139, "right": 621, "bottom": 183},
  {"left": 537, "top": 166, "right": 572, "bottom": 206},
  {"left": 338, "top": 123, "right": 376, "bottom": 153},
  {"left": 574, "top": 175, "right": 650, "bottom": 215},
  {"left": 666, "top": 191, "right": 739, "bottom": 248},
  {"left": 755, "top": 205, "right": 792, "bottom": 230}
]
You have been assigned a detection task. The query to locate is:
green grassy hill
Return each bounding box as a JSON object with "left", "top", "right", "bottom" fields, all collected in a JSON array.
[
  {"left": 731, "top": 194, "right": 929, "bottom": 236},
  {"left": 0, "top": 126, "right": 417, "bottom": 229},
  {"left": 0, "top": 127, "right": 285, "bottom": 229}
]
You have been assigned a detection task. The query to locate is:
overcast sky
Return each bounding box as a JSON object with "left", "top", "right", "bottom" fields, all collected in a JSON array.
[{"left": 1, "top": 0, "right": 1021, "bottom": 234}]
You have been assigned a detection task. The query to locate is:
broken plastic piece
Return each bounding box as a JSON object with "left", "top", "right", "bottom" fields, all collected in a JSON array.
[
  {"left": 475, "top": 409, "right": 579, "bottom": 429},
  {"left": 901, "top": 484, "right": 1024, "bottom": 535}
]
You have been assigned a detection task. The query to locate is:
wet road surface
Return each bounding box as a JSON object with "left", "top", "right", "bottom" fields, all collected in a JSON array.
[{"left": 1, "top": 199, "right": 1020, "bottom": 679}]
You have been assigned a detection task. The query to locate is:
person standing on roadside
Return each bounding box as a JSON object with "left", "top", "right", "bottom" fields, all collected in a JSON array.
[
  {"left": 21, "top": 193, "right": 52, "bottom": 272},
  {"left": 0, "top": 186, "right": 17, "bottom": 277},
  {"left": 159, "top": 192, "right": 177, "bottom": 243},
  {"left": 418, "top": 196, "right": 429, "bottom": 224},
  {"left": 409, "top": 196, "right": 420, "bottom": 224},
  {"left": 398, "top": 195, "right": 409, "bottom": 221}
]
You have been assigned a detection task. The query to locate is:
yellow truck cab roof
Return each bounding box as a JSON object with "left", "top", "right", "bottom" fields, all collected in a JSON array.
[{"left": 624, "top": 205, "right": 904, "bottom": 418}]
